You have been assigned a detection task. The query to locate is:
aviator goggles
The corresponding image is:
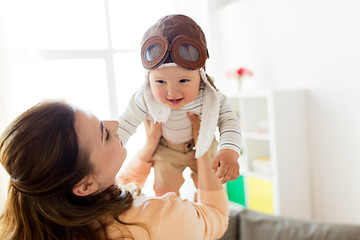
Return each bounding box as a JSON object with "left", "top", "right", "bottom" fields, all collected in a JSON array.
[{"left": 141, "top": 35, "right": 208, "bottom": 70}]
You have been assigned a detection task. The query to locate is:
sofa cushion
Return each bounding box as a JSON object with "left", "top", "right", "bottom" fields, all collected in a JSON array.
[{"left": 240, "top": 209, "right": 360, "bottom": 240}]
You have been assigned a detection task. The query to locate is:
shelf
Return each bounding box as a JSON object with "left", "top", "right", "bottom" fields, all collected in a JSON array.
[
  {"left": 227, "top": 90, "right": 270, "bottom": 99},
  {"left": 246, "top": 170, "right": 273, "bottom": 182},
  {"left": 226, "top": 89, "right": 311, "bottom": 219},
  {"left": 244, "top": 132, "right": 270, "bottom": 140}
]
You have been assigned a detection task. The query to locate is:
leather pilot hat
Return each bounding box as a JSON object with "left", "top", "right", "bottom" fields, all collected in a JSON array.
[{"left": 141, "top": 14, "right": 209, "bottom": 70}]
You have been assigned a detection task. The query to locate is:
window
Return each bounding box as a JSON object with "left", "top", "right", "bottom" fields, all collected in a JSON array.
[{"left": 33, "top": 0, "right": 179, "bottom": 119}]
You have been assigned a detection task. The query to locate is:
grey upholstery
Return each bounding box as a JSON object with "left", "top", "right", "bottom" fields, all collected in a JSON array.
[{"left": 219, "top": 204, "right": 360, "bottom": 240}]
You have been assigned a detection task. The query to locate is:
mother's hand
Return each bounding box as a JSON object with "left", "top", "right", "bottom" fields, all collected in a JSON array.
[
  {"left": 187, "top": 113, "right": 223, "bottom": 191},
  {"left": 187, "top": 113, "right": 200, "bottom": 144},
  {"left": 138, "top": 119, "right": 162, "bottom": 163},
  {"left": 143, "top": 119, "right": 162, "bottom": 145}
]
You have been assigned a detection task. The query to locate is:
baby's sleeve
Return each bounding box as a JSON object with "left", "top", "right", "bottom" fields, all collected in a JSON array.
[
  {"left": 217, "top": 92, "right": 242, "bottom": 155},
  {"left": 118, "top": 88, "right": 148, "bottom": 144}
]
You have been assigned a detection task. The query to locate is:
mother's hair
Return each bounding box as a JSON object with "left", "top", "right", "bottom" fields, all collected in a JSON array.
[{"left": 0, "top": 100, "right": 134, "bottom": 240}]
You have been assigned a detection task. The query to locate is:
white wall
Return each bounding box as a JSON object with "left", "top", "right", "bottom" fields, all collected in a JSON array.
[
  {"left": 0, "top": 1, "right": 7, "bottom": 131},
  {"left": 209, "top": 0, "right": 360, "bottom": 224}
]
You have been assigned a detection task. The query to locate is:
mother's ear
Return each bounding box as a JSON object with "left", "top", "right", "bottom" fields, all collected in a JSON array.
[{"left": 72, "top": 176, "right": 98, "bottom": 196}]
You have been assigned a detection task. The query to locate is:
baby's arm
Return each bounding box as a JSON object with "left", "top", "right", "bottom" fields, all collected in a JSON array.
[
  {"left": 214, "top": 93, "right": 242, "bottom": 183},
  {"left": 118, "top": 88, "right": 148, "bottom": 144}
]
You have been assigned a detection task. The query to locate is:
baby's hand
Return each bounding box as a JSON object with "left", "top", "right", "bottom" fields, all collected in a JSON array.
[{"left": 213, "top": 149, "right": 240, "bottom": 184}]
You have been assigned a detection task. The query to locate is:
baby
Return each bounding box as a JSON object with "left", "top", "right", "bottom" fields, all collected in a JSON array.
[{"left": 118, "top": 14, "right": 241, "bottom": 196}]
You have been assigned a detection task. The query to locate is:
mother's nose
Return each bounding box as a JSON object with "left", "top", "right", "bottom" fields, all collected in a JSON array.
[{"left": 109, "top": 120, "right": 119, "bottom": 130}]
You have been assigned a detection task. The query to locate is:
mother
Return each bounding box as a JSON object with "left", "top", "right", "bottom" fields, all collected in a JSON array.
[{"left": 0, "top": 100, "right": 228, "bottom": 240}]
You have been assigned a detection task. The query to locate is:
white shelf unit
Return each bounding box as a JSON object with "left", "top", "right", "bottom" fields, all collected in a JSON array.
[{"left": 227, "top": 89, "right": 312, "bottom": 220}]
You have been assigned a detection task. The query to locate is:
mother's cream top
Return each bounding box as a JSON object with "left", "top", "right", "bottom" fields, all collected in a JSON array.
[{"left": 112, "top": 156, "right": 229, "bottom": 240}]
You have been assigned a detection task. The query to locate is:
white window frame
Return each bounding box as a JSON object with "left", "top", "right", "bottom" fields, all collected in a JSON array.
[{"left": 38, "top": 0, "right": 128, "bottom": 119}]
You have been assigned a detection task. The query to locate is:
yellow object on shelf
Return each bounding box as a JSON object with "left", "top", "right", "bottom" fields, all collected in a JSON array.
[
  {"left": 256, "top": 157, "right": 270, "bottom": 161},
  {"left": 251, "top": 157, "right": 272, "bottom": 176},
  {"left": 248, "top": 177, "right": 274, "bottom": 214}
]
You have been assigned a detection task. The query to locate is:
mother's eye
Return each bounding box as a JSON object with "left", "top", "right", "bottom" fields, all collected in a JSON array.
[{"left": 105, "top": 128, "right": 111, "bottom": 140}]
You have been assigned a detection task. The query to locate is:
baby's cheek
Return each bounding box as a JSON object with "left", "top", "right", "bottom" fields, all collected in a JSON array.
[
  {"left": 186, "top": 90, "right": 199, "bottom": 102},
  {"left": 151, "top": 88, "right": 165, "bottom": 102}
]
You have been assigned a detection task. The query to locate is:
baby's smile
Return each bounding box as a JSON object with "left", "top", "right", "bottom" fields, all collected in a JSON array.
[{"left": 167, "top": 98, "right": 183, "bottom": 104}]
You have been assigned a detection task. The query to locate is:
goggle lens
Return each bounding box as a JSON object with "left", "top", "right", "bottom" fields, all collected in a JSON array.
[
  {"left": 179, "top": 44, "right": 199, "bottom": 62},
  {"left": 146, "top": 44, "right": 163, "bottom": 61},
  {"left": 141, "top": 35, "right": 207, "bottom": 70}
]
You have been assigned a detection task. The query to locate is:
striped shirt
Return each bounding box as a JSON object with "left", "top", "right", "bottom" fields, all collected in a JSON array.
[{"left": 118, "top": 82, "right": 242, "bottom": 154}]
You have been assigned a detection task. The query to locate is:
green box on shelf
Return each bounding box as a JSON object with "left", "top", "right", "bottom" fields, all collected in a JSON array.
[{"left": 227, "top": 175, "right": 246, "bottom": 206}]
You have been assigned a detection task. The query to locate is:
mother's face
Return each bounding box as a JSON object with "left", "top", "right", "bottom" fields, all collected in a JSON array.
[{"left": 73, "top": 109, "right": 126, "bottom": 196}]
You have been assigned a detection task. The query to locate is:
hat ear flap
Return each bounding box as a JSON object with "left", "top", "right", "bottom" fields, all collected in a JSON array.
[
  {"left": 194, "top": 69, "right": 220, "bottom": 159},
  {"left": 200, "top": 68, "right": 217, "bottom": 91},
  {"left": 205, "top": 73, "right": 217, "bottom": 90}
]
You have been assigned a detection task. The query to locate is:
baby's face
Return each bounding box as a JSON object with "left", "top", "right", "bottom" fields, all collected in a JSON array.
[{"left": 148, "top": 65, "right": 201, "bottom": 109}]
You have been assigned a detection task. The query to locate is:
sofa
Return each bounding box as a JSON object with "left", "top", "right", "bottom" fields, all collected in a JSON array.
[{"left": 220, "top": 203, "right": 360, "bottom": 240}]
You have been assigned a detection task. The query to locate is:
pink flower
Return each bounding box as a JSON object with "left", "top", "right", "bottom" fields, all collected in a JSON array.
[
  {"left": 236, "top": 67, "right": 253, "bottom": 79},
  {"left": 226, "top": 67, "right": 253, "bottom": 80}
]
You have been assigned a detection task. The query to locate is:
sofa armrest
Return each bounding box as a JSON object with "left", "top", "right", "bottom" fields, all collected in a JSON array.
[
  {"left": 218, "top": 202, "right": 243, "bottom": 240},
  {"left": 240, "top": 209, "right": 360, "bottom": 240}
]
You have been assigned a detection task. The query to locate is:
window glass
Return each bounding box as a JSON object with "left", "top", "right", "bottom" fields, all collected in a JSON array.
[
  {"left": 30, "top": 0, "right": 108, "bottom": 50},
  {"left": 113, "top": 51, "right": 147, "bottom": 168},
  {"left": 13, "top": 59, "right": 110, "bottom": 119},
  {"left": 108, "top": 0, "right": 177, "bottom": 50},
  {"left": 114, "top": 52, "right": 144, "bottom": 113}
]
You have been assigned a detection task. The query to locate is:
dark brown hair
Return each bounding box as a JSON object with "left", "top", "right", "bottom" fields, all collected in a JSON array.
[{"left": 0, "top": 100, "right": 134, "bottom": 240}]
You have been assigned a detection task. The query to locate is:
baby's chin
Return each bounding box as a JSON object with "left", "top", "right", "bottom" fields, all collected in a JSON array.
[
  {"left": 168, "top": 105, "right": 184, "bottom": 110},
  {"left": 166, "top": 102, "right": 188, "bottom": 109}
]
